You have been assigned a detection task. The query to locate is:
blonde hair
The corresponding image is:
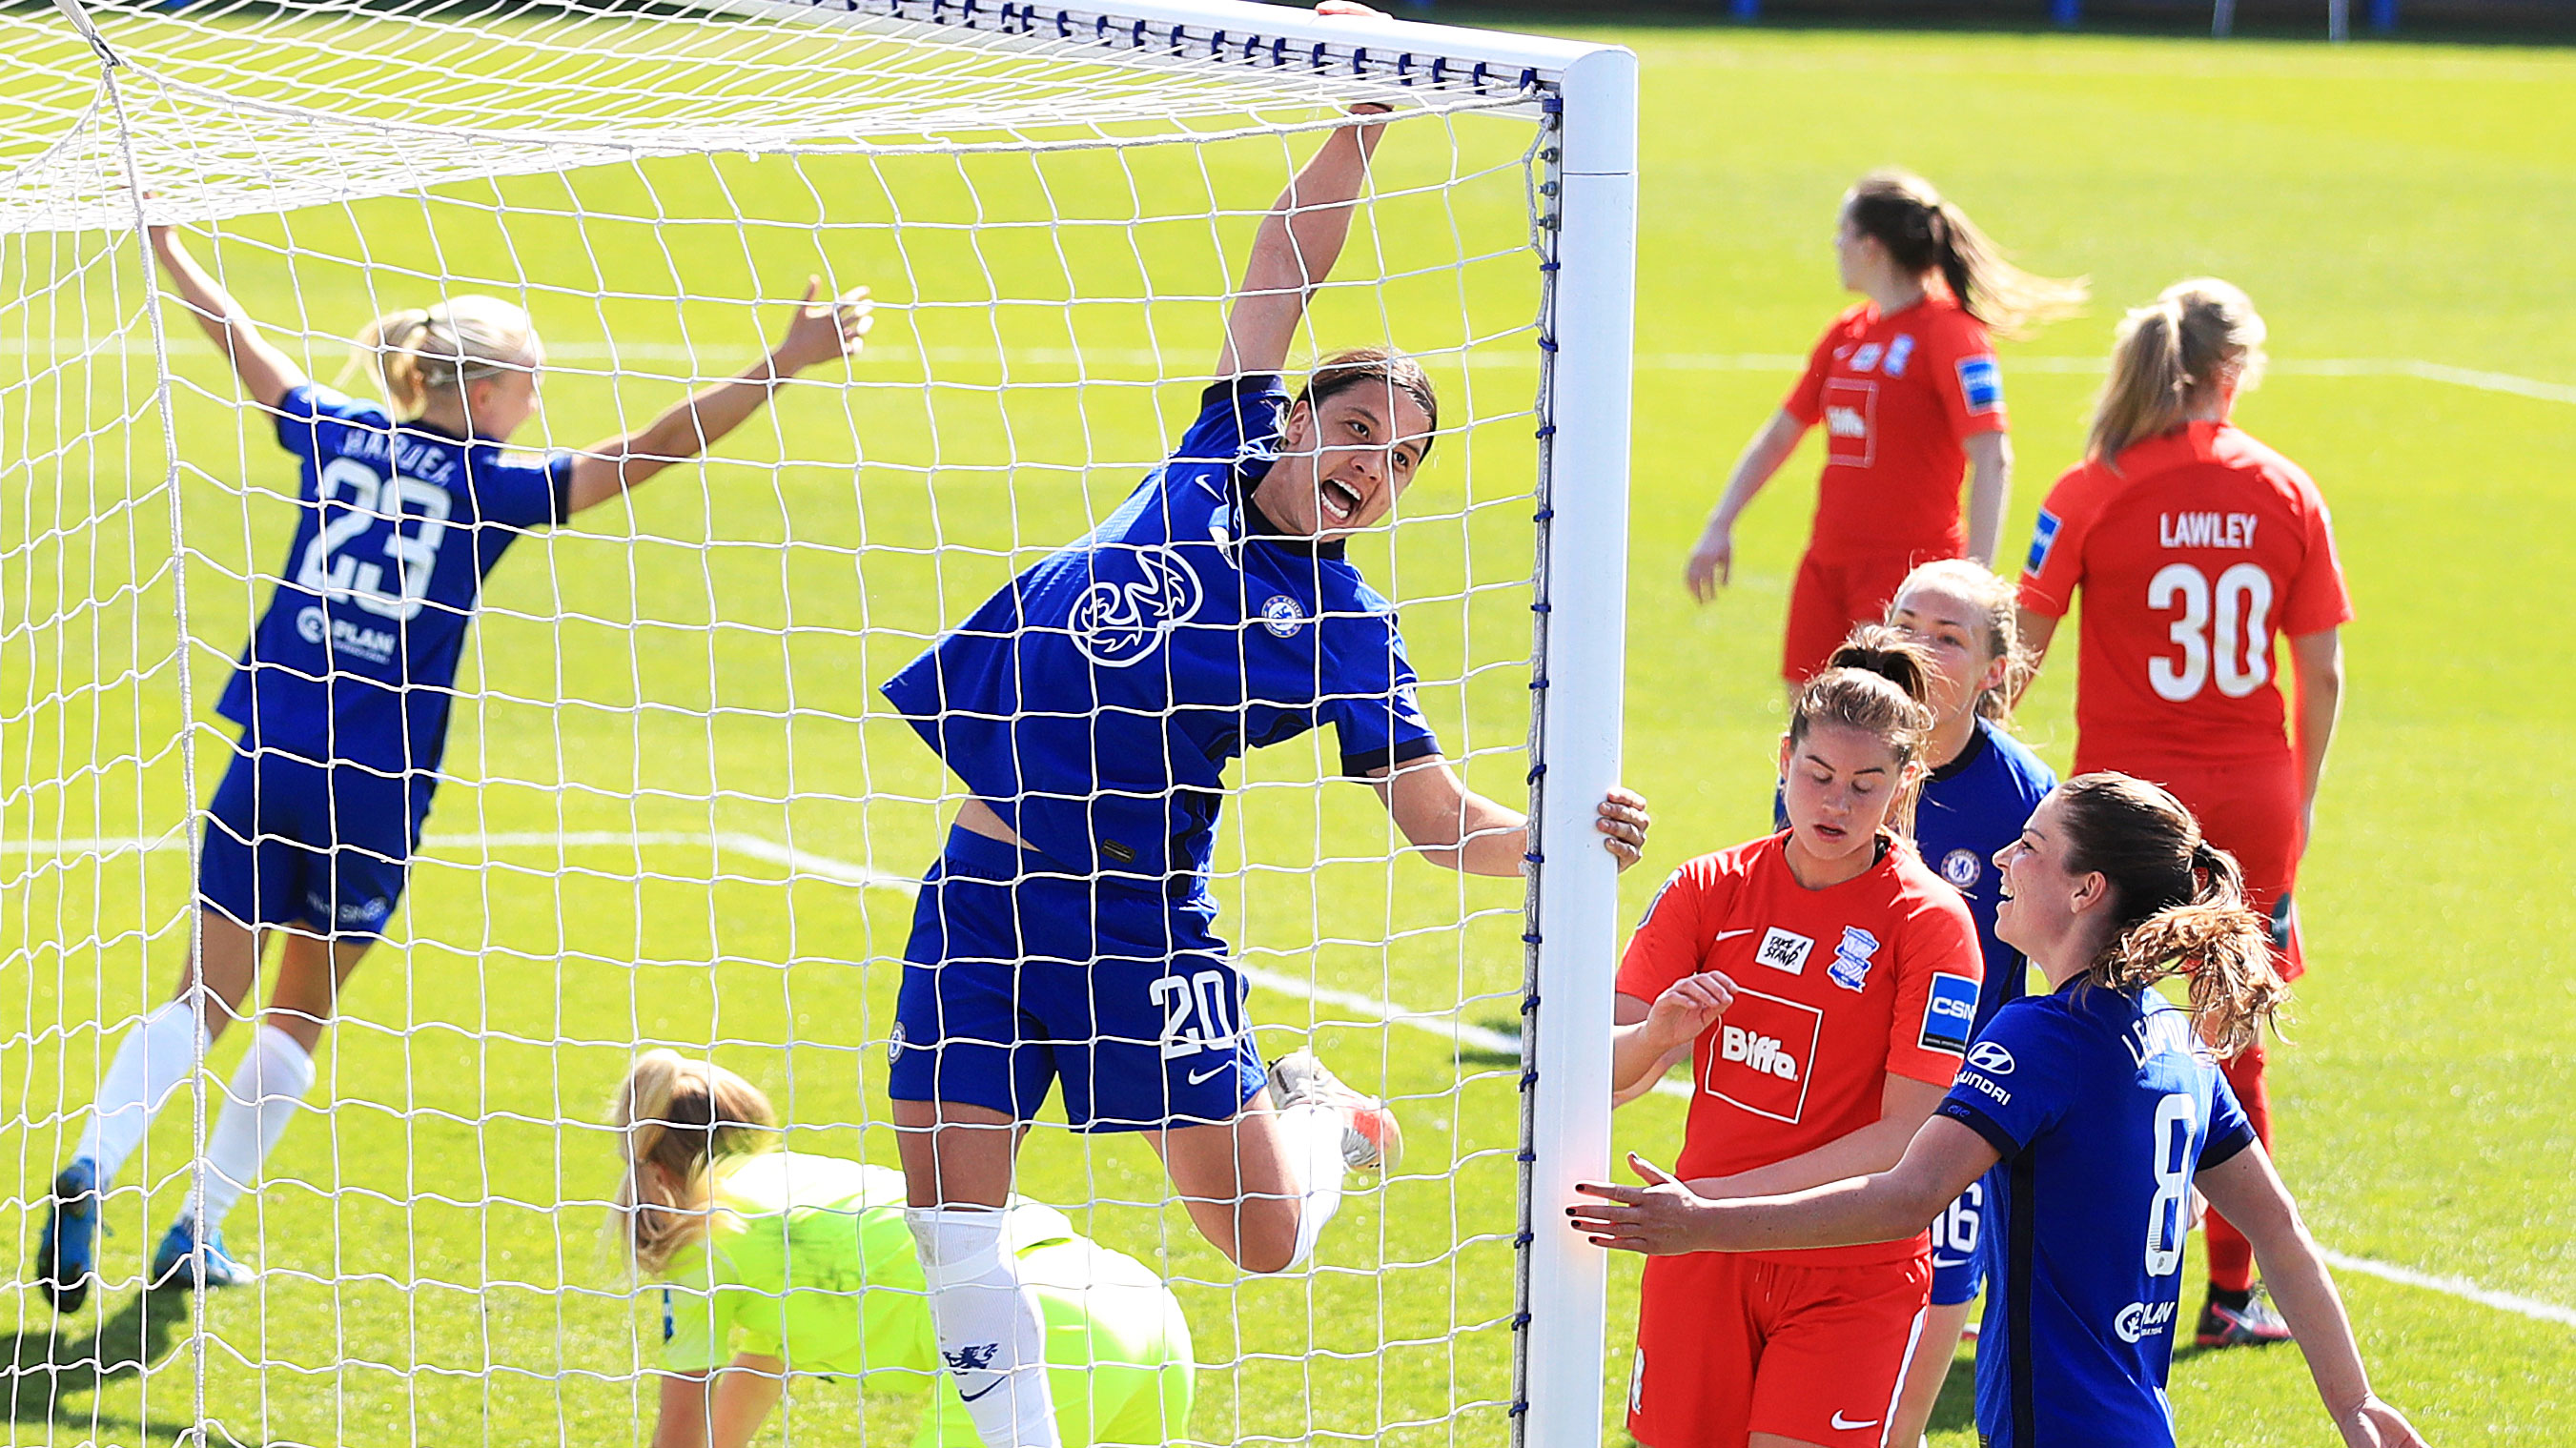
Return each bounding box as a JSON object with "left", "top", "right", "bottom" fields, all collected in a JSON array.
[
  {"left": 605, "top": 1050, "right": 778, "bottom": 1276},
  {"left": 1843, "top": 171, "right": 2087, "bottom": 338},
  {"left": 2054, "top": 773, "right": 2287, "bottom": 1059},
  {"left": 1890, "top": 558, "right": 2029, "bottom": 725},
  {"left": 1789, "top": 626, "right": 1941, "bottom": 836},
  {"left": 351, "top": 296, "right": 542, "bottom": 420},
  {"left": 2086, "top": 278, "right": 2267, "bottom": 466}
]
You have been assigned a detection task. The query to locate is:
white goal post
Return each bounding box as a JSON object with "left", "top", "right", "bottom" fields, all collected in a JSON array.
[{"left": 3, "top": 0, "right": 1636, "bottom": 1441}]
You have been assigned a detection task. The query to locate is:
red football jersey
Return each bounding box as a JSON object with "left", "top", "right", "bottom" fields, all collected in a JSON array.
[
  {"left": 2018, "top": 421, "right": 2354, "bottom": 771},
  {"left": 1617, "top": 832, "right": 1983, "bottom": 1266},
  {"left": 1784, "top": 295, "right": 2006, "bottom": 561}
]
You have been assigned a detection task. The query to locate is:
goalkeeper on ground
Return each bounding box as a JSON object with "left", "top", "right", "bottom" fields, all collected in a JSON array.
[
  {"left": 872, "top": 10, "right": 1649, "bottom": 1445},
  {"left": 611, "top": 1050, "right": 1194, "bottom": 1448}
]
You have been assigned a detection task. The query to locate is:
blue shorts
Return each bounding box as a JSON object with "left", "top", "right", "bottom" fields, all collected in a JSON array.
[
  {"left": 1929, "top": 1176, "right": 1988, "bottom": 1306},
  {"left": 196, "top": 742, "right": 431, "bottom": 938},
  {"left": 888, "top": 827, "right": 1266, "bottom": 1133}
]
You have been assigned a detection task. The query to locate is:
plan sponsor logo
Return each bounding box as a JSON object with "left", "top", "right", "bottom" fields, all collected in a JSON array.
[
  {"left": 296, "top": 605, "right": 399, "bottom": 664},
  {"left": 2115, "top": 1299, "right": 2178, "bottom": 1343}
]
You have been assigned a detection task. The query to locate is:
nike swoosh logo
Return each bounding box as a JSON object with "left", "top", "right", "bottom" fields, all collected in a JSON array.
[
  {"left": 957, "top": 1380, "right": 1002, "bottom": 1403},
  {"left": 1713, "top": 928, "right": 1757, "bottom": 942},
  {"left": 1932, "top": 1254, "right": 1972, "bottom": 1268},
  {"left": 1830, "top": 1412, "right": 1881, "bottom": 1430},
  {"left": 1185, "top": 1064, "right": 1231, "bottom": 1086}
]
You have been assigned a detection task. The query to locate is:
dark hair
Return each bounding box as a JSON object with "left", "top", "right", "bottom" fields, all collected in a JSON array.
[
  {"left": 2053, "top": 773, "right": 2287, "bottom": 1057},
  {"left": 1787, "top": 625, "right": 1940, "bottom": 835},
  {"left": 1844, "top": 171, "right": 2086, "bottom": 338},
  {"left": 1297, "top": 346, "right": 1439, "bottom": 453}
]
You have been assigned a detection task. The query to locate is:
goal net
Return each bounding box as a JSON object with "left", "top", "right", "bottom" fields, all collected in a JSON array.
[{"left": 1, "top": 1, "right": 1635, "bottom": 1444}]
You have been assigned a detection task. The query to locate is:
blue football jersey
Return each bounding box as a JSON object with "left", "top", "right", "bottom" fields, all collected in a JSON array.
[
  {"left": 216, "top": 383, "right": 568, "bottom": 775},
  {"left": 1935, "top": 983, "right": 2257, "bottom": 1448},
  {"left": 882, "top": 375, "right": 1441, "bottom": 884},
  {"left": 1915, "top": 717, "right": 2056, "bottom": 1033}
]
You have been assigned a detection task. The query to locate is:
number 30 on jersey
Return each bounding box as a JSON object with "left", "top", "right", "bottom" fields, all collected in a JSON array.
[{"left": 2147, "top": 561, "right": 2273, "bottom": 703}]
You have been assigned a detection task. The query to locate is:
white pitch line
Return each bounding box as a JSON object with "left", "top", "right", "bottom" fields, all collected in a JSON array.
[
  {"left": 7, "top": 827, "right": 2569, "bottom": 1327},
  {"left": 7, "top": 336, "right": 2572, "bottom": 403}
]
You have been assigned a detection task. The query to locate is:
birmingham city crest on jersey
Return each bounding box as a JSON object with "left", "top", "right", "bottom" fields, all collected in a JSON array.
[
  {"left": 1828, "top": 925, "right": 1881, "bottom": 992},
  {"left": 1068, "top": 543, "right": 1204, "bottom": 666}
]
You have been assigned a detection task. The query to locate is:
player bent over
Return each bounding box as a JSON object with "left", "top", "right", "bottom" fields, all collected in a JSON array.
[
  {"left": 1605, "top": 634, "right": 1981, "bottom": 1448},
  {"left": 611, "top": 1052, "right": 1192, "bottom": 1448},
  {"left": 1575, "top": 775, "right": 2427, "bottom": 1448},
  {"left": 34, "top": 222, "right": 870, "bottom": 1309},
  {"left": 876, "top": 86, "right": 1648, "bottom": 1448}
]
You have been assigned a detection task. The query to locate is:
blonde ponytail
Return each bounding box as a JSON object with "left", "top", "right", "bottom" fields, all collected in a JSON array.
[
  {"left": 2086, "top": 278, "right": 2266, "bottom": 467},
  {"left": 346, "top": 296, "right": 542, "bottom": 420},
  {"left": 606, "top": 1049, "right": 778, "bottom": 1276}
]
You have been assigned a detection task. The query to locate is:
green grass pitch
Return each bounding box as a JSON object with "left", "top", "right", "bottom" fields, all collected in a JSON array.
[{"left": 5, "top": 15, "right": 2574, "bottom": 1448}]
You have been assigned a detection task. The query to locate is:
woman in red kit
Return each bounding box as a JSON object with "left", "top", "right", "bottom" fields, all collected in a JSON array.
[
  {"left": 1687, "top": 171, "right": 2085, "bottom": 687},
  {"left": 2015, "top": 277, "right": 2351, "bottom": 1351},
  {"left": 1609, "top": 631, "right": 1985, "bottom": 1448}
]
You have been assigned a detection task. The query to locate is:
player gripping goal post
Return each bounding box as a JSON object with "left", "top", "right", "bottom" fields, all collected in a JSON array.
[{"left": 1, "top": 1, "right": 1637, "bottom": 1444}]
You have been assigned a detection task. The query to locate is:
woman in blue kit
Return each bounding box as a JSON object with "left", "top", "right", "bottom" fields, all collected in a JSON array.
[
  {"left": 35, "top": 221, "right": 871, "bottom": 1308},
  {"left": 1875, "top": 560, "right": 2056, "bottom": 1446},
  {"left": 1572, "top": 773, "right": 2426, "bottom": 1448},
  {"left": 878, "top": 102, "right": 1650, "bottom": 1448}
]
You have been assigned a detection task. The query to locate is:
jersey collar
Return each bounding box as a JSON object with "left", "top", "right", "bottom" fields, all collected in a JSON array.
[{"left": 1234, "top": 465, "right": 1348, "bottom": 561}]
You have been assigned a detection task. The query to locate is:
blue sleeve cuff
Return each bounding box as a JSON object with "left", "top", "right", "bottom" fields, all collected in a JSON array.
[
  {"left": 1935, "top": 1098, "right": 2025, "bottom": 1161},
  {"left": 1340, "top": 734, "right": 1440, "bottom": 779},
  {"left": 2198, "top": 1122, "right": 2257, "bottom": 1170}
]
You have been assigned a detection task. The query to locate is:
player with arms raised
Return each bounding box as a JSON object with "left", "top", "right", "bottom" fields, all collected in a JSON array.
[
  {"left": 34, "top": 224, "right": 871, "bottom": 1307},
  {"left": 1574, "top": 775, "right": 2428, "bottom": 1448},
  {"left": 1686, "top": 172, "right": 2084, "bottom": 687},
  {"left": 1607, "top": 635, "right": 1980, "bottom": 1448},
  {"left": 2016, "top": 278, "right": 2350, "bottom": 1347},
  {"left": 875, "top": 60, "right": 1650, "bottom": 1448}
]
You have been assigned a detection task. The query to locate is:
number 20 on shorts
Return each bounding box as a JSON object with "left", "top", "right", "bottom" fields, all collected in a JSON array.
[{"left": 1153, "top": 968, "right": 1242, "bottom": 1059}]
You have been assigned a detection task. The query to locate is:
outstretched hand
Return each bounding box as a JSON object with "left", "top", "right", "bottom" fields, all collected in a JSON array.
[
  {"left": 767, "top": 277, "right": 873, "bottom": 377},
  {"left": 1595, "top": 786, "right": 1650, "bottom": 871},
  {"left": 1567, "top": 1154, "right": 1714, "bottom": 1255}
]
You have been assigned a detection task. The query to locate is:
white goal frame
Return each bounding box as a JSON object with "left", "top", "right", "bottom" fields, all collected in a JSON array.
[{"left": 20, "top": 0, "right": 1638, "bottom": 1439}]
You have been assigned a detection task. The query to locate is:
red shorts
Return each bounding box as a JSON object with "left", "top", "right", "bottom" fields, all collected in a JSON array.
[
  {"left": 1784, "top": 548, "right": 1945, "bottom": 684},
  {"left": 2090, "top": 753, "right": 2306, "bottom": 982},
  {"left": 1627, "top": 1251, "right": 1931, "bottom": 1448}
]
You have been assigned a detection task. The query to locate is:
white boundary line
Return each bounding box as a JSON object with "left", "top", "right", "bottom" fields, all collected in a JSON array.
[
  {"left": 8, "top": 337, "right": 2574, "bottom": 404},
  {"left": 10, "top": 826, "right": 2573, "bottom": 1330}
]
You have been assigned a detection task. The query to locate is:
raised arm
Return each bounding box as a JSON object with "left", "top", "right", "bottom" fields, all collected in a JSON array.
[
  {"left": 2195, "top": 1147, "right": 2428, "bottom": 1448},
  {"left": 1216, "top": 108, "right": 1389, "bottom": 380},
  {"left": 148, "top": 226, "right": 307, "bottom": 412},
  {"left": 562, "top": 279, "right": 870, "bottom": 515}
]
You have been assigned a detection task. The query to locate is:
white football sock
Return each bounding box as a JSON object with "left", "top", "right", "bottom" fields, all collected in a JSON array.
[
  {"left": 1278, "top": 1101, "right": 1349, "bottom": 1269},
  {"left": 908, "top": 1205, "right": 1058, "bottom": 1448},
  {"left": 73, "top": 999, "right": 210, "bottom": 1183},
  {"left": 190, "top": 1025, "right": 316, "bottom": 1231}
]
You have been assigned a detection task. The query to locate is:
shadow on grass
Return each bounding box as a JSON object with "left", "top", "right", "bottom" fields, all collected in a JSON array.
[{"left": 4, "top": 1284, "right": 211, "bottom": 1442}]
